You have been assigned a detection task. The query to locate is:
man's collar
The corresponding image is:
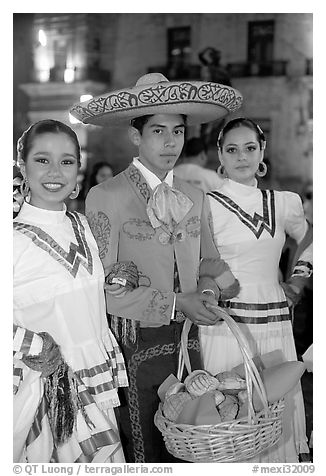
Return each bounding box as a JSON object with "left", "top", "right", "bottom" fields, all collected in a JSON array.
[{"left": 133, "top": 157, "right": 173, "bottom": 190}]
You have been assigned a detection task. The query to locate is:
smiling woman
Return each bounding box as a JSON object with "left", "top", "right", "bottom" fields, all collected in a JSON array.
[
  {"left": 13, "top": 120, "right": 128, "bottom": 463},
  {"left": 16, "top": 120, "right": 81, "bottom": 211}
]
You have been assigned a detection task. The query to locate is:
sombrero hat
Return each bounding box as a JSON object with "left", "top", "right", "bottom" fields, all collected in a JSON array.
[{"left": 70, "top": 72, "right": 243, "bottom": 127}]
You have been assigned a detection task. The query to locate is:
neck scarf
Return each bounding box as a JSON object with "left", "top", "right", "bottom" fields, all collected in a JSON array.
[{"left": 146, "top": 182, "right": 193, "bottom": 232}]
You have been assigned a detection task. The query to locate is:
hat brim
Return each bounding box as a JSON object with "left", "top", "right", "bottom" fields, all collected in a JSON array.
[{"left": 70, "top": 80, "right": 243, "bottom": 127}]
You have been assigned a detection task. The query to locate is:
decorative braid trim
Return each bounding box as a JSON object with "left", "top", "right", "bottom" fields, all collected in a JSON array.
[{"left": 126, "top": 338, "right": 200, "bottom": 462}]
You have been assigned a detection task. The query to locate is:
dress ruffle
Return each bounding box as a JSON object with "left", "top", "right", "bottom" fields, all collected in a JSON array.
[{"left": 23, "top": 374, "right": 123, "bottom": 463}]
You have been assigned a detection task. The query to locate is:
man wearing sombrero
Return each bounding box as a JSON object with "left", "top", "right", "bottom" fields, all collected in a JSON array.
[{"left": 70, "top": 73, "right": 243, "bottom": 462}]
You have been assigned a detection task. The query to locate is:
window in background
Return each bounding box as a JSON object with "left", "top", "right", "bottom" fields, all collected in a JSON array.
[
  {"left": 167, "top": 26, "right": 191, "bottom": 79},
  {"left": 248, "top": 20, "right": 275, "bottom": 75}
]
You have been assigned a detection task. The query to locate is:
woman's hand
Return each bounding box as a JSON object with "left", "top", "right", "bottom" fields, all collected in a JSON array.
[
  {"left": 21, "top": 332, "right": 63, "bottom": 378},
  {"left": 104, "top": 282, "right": 128, "bottom": 298},
  {"left": 197, "top": 275, "right": 221, "bottom": 299},
  {"left": 281, "top": 276, "right": 307, "bottom": 308}
]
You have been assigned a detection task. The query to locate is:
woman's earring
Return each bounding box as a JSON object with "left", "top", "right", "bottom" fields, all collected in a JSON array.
[
  {"left": 256, "top": 161, "right": 267, "bottom": 177},
  {"left": 69, "top": 183, "right": 80, "bottom": 200},
  {"left": 217, "top": 165, "right": 227, "bottom": 178},
  {"left": 19, "top": 177, "right": 31, "bottom": 203}
]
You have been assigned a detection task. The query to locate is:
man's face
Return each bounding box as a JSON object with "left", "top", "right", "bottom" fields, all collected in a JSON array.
[{"left": 131, "top": 114, "right": 186, "bottom": 180}]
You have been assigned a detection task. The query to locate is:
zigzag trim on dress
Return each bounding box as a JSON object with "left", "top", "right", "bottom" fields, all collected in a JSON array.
[
  {"left": 208, "top": 189, "right": 276, "bottom": 238},
  {"left": 14, "top": 212, "right": 93, "bottom": 278}
]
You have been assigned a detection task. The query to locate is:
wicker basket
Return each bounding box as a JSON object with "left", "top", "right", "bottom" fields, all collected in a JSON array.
[{"left": 154, "top": 309, "right": 285, "bottom": 462}]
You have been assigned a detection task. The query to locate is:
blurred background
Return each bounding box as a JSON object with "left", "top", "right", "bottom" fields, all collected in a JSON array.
[{"left": 13, "top": 12, "right": 313, "bottom": 200}]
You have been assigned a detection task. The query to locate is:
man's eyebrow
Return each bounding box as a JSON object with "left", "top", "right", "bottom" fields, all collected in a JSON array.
[{"left": 149, "top": 123, "right": 185, "bottom": 128}]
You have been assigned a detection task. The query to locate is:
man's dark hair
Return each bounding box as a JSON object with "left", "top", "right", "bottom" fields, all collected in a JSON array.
[
  {"left": 130, "top": 115, "right": 154, "bottom": 134},
  {"left": 184, "top": 137, "right": 207, "bottom": 157},
  {"left": 130, "top": 114, "right": 187, "bottom": 134}
]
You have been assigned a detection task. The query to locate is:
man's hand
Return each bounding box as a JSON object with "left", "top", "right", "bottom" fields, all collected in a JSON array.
[{"left": 175, "top": 291, "right": 223, "bottom": 326}]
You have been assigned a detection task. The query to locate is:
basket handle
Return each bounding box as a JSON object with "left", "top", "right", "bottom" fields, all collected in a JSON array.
[
  {"left": 177, "top": 318, "right": 192, "bottom": 380},
  {"left": 211, "top": 306, "right": 271, "bottom": 421},
  {"left": 177, "top": 308, "right": 271, "bottom": 423}
]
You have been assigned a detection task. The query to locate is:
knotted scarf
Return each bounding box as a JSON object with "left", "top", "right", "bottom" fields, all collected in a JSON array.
[
  {"left": 146, "top": 182, "right": 193, "bottom": 232},
  {"left": 21, "top": 331, "right": 92, "bottom": 445}
]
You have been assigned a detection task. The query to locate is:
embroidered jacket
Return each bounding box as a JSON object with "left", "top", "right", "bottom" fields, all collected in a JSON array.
[{"left": 86, "top": 163, "right": 237, "bottom": 327}]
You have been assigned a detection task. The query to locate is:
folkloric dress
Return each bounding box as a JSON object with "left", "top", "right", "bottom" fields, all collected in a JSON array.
[
  {"left": 200, "top": 178, "right": 312, "bottom": 462},
  {"left": 13, "top": 202, "right": 128, "bottom": 463}
]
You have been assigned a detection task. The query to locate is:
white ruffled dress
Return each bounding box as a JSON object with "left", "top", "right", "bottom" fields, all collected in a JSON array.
[{"left": 13, "top": 202, "right": 128, "bottom": 463}]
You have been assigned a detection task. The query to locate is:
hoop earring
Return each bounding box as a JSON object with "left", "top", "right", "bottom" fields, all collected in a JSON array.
[
  {"left": 69, "top": 183, "right": 80, "bottom": 200},
  {"left": 256, "top": 161, "right": 267, "bottom": 177},
  {"left": 19, "top": 177, "right": 31, "bottom": 203},
  {"left": 217, "top": 165, "right": 227, "bottom": 178}
]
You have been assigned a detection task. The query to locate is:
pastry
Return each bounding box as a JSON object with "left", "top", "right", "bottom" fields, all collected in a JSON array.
[{"left": 184, "top": 370, "right": 219, "bottom": 397}]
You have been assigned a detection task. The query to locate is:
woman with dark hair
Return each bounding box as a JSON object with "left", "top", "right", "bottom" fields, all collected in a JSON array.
[
  {"left": 200, "top": 117, "right": 312, "bottom": 462},
  {"left": 13, "top": 120, "right": 128, "bottom": 463},
  {"left": 88, "top": 161, "right": 114, "bottom": 190}
]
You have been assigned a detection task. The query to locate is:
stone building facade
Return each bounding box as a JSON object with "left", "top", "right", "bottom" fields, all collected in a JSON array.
[{"left": 14, "top": 13, "right": 313, "bottom": 194}]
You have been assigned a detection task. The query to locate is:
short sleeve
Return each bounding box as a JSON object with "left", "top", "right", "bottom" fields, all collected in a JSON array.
[{"left": 283, "top": 191, "right": 308, "bottom": 244}]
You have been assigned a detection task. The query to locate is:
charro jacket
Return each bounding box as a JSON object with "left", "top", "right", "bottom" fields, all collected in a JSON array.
[{"left": 86, "top": 163, "right": 235, "bottom": 328}]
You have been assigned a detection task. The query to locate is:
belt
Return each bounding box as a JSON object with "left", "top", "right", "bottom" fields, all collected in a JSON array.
[
  {"left": 217, "top": 300, "right": 288, "bottom": 311},
  {"left": 216, "top": 300, "right": 291, "bottom": 324}
]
